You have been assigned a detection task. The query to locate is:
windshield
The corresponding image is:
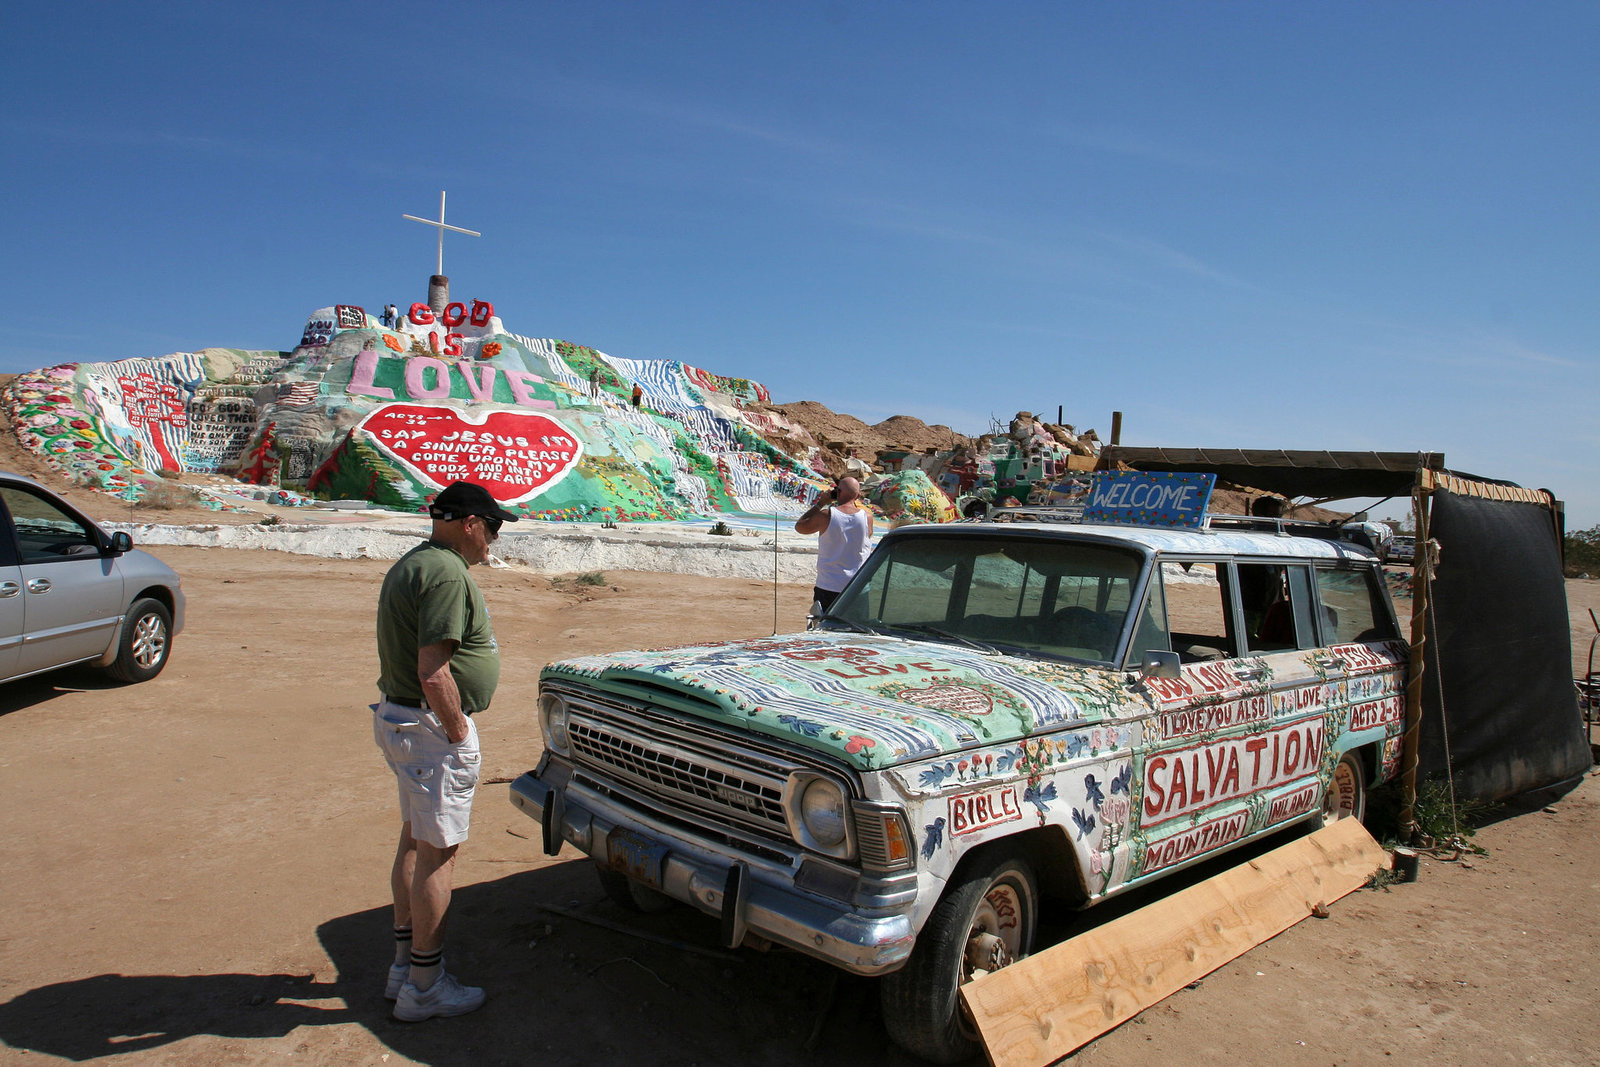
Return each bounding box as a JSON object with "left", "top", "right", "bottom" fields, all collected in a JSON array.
[{"left": 828, "top": 534, "right": 1147, "bottom": 665}]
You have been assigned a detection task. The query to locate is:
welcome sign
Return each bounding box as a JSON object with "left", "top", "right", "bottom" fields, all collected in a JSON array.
[{"left": 1082, "top": 470, "right": 1215, "bottom": 529}]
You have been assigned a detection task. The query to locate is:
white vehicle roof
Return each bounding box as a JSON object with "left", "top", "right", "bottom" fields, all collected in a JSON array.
[{"left": 886, "top": 519, "right": 1379, "bottom": 562}]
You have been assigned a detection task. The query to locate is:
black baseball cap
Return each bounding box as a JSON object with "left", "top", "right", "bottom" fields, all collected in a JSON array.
[{"left": 428, "top": 481, "right": 519, "bottom": 524}]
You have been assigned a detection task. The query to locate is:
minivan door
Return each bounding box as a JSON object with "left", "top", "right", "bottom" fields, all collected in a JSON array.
[{"left": 0, "top": 486, "right": 123, "bottom": 676}]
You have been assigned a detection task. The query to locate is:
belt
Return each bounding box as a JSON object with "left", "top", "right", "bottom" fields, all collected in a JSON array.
[{"left": 381, "top": 695, "right": 478, "bottom": 716}]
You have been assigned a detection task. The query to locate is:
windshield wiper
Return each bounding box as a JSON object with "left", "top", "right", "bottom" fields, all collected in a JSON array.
[
  {"left": 816, "top": 613, "right": 885, "bottom": 635},
  {"left": 893, "top": 624, "right": 999, "bottom": 654}
]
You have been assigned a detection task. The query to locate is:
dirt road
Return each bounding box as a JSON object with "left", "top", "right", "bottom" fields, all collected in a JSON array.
[{"left": 1, "top": 546, "right": 1595, "bottom": 1066}]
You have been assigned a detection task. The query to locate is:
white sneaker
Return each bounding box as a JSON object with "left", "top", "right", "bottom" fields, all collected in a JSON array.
[
  {"left": 384, "top": 962, "right": 409, "bottom": 1000},
  {"left": 392, "top": 971, "right": 486, "bottom": 1022}
]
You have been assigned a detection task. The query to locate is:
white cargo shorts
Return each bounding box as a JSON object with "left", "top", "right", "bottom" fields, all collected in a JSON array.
[{"left": 372, "top": 699, "right": 482, "bottom": 848}]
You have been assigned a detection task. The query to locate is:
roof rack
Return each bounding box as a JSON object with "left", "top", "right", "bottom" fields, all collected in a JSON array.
[
  {"left": 1207, "top": 513, "right": 1389, "bottom": 555},
  {"left": 1203, "top": 513, "right": 1339, "bottom": 535},
  {"left": 988, "top": 503, "right": 1085, "bottom": 524}
]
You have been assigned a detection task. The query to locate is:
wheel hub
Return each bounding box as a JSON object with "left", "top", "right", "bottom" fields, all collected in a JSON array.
[{"left": 966, "top": 930, "right": 1011, "bottom": 976}]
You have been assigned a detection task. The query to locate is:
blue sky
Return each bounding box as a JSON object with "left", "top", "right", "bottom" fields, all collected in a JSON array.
[{"left": 2, "top": 2, "right": 1595, "bottom": 526}]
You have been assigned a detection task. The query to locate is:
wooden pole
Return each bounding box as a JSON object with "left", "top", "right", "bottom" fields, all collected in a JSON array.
[
  {"left": 1396, "top": 472, "right": 1432, "bottom": 841},
  {"left": 1110, "top": 411, "right": 1123, "bottom": 446}
]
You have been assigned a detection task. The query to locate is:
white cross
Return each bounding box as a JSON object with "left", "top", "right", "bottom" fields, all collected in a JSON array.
[{"left": 403, "top": 191, "right": 481, "bottom": 276}]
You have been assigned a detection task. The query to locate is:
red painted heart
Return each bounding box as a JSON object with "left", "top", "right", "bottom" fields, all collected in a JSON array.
[
  {"left": 895, "top": 684, "right": 995, "bottom": 716},
  {"left": 356, "top": 403, "right": 584, "bottom": 504}
]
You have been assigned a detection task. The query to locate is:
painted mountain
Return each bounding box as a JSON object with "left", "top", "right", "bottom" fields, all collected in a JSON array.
[{"left": 0, "top": 299, "right": 826, "bottom": 521}]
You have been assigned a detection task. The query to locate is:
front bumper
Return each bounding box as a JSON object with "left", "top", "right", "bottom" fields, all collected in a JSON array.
[{"left": 509, "top": 758, "right": 917, "bottom": 975}]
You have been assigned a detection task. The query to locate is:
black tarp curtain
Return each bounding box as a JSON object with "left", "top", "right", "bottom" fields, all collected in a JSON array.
[{"left": 1417, "top": 485, "right": 1591, "bottom": 801}]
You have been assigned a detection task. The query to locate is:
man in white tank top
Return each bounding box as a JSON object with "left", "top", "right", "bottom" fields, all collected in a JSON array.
[{"left": 795, "top": 476, "right": 875, "bottom": 613}]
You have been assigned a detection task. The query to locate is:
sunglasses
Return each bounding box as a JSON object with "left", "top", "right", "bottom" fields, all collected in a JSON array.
[{"left": 480, "top": 515, "right": 503, "bottom": 538}]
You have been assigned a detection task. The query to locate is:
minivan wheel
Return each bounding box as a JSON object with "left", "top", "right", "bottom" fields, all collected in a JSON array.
[
  {"left": 107, "top": 598, "right": 172, "bottom": 683},
  {"left": 881, "top": 847, "right": 1038, "bottom": 1064}
]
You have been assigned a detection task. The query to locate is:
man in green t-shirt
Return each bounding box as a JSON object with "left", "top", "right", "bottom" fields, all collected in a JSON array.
[{"left": 372, "top": 480, "right": 517, "bottom": 1022}]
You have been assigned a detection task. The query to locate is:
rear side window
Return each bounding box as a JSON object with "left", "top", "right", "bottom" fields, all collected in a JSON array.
[
  {"left": 1237, "top": 562, "right": 1317, "bottom": 653},
  {"left": 1314, "top": 566, "right": 1397, "bottom": 644}
]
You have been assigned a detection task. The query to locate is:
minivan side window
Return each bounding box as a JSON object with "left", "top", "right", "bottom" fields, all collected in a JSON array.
[
  {"left": 0, "top": 487, "right": 99, "bottom": 564},
  {"left": 1313, "top": 566, "right": 1397, "bottom": 644}
]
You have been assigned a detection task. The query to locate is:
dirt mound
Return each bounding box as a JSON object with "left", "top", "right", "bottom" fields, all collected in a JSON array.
[{"left": 768, "top": 401, "right": 973, "bottom": 477}]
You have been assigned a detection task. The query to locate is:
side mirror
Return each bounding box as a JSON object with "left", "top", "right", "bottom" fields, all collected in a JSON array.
[
  {"left": 109, "top": 531, "right": 134, "bottom": 554},
  {"left": 806, "top": 600, "right": 824, "bottom": 630},
  {"left": 1139, "top": 650, "right": 1181, "bottom": 682}
]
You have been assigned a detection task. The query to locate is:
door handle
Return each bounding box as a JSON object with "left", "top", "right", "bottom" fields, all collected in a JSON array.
[
  {"left": 26, "top": 578, "right": 51, "bottom": 594},
  {"left": 1314, "top": 654, "right": 1346, "bottom": 670},
  {"left": 0, "top": 581, "right": 18, "bottom": 597}
]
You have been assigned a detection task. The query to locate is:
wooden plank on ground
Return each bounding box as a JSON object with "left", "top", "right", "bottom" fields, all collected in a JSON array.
[{"left": 961, "top": 818, "right": 1390, "bottom": 1067}]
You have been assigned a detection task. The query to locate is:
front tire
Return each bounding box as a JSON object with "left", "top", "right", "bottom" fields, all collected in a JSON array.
[
  {"left": 107, "top": 597, "right": 172, "bottom": 683},
  {"left": 1322, "top": 751, "right": 1367, "bottom": 824},
  {"left": 881, "top": 848, "right": 1038, "bottom": 1064}
]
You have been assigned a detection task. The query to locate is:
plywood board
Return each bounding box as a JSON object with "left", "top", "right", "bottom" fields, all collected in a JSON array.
[{"left": 961, "top": 818, "right": 1389, "bottom": 1067}]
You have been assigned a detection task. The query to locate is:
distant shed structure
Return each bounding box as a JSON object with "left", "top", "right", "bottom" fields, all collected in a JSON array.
[{"left": 1100, "top": 446, "right": 1591, "bottom": 830}]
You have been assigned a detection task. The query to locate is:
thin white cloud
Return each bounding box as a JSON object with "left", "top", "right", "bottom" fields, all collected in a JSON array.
[
  {"left": 1092, "top": 230, "right": 1260, "bottom": 291},
  {"left": 2, "top": 118, "right": 268, "bottom": 158},
  {"left": 532, "top": 72, "right": 843, "bottom": 159},
  {"left": 1034, "top": 121, "right": 1230, "bottom": 173}
]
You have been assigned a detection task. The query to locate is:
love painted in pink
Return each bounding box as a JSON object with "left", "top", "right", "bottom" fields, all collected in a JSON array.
[
  {"left": 347, "top": 350, "right": 552, "bottom": 408},
  {"left": 357, "top": 403, "right": 584, "bottom": 503}
]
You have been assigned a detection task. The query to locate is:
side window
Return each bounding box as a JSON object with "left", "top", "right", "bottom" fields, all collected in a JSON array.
[
  {"left": 0, "top": 487, "right": 100, "bottom": 564},
  {"left": 1313, "top": 566, "right": 1398, "bottom": 644},
  {"left": 1126, "top": 565, "right": 1171, "bottom": 665},
  {"left": 1237, "top": 563, "right": 1317, "bottom": 653},
  {"left": 1161, "top": 561, "right": 1235, "bottom": 662}
]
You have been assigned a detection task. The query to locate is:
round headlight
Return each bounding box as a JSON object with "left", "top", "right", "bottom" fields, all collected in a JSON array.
[
  {"left": 539, "top": 692, "right": 570, "bottom": 754},
  {"left": 800, "top": 778, "right": 847, "bottom": 848}
]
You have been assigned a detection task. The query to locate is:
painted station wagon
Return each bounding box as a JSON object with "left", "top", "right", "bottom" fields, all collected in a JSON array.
[{"left": 511, "top": 477, "right": 1406, "bottom": 1062}]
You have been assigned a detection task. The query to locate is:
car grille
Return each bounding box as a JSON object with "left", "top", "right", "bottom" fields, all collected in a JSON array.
[{"left": 555, "top": 684, "right": 802, "bottom": 840}]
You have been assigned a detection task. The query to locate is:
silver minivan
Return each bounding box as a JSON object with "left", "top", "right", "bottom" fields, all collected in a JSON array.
[{"left": 0, "top": 472, "right": 185, "bottom": 685}]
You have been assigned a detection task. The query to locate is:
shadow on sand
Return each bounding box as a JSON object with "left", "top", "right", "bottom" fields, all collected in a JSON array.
[
  {"left": 0, "top": 858, "right": 897, "bottom": 1066},
  {"left": 1, "top": 820, "right": 1364, "bottom": 1064},
  {"left": 0, "top": 664, "right": 125, "bottom": 716}
]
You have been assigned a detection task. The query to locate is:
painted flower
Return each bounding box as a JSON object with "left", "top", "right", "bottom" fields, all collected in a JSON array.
[
  {"left": 69, "top": 419, "right": 91, "bottom": 430},
  {"left": 844, "top": 735, "right": 876, "bottom": 755},
  {"left": 27, "top": 414, "right": 58, "bottom": 428},
  {"left": 382, "top": 334, "right": 404, "bottom": 352},
  {"left": 480, "top": 342, "right": 503, "bottom": 358}
]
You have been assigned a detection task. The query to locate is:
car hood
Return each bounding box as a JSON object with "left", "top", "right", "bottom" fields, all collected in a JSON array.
[{"left": 541, "top": 630, "right": 1138, "bottom": 770}]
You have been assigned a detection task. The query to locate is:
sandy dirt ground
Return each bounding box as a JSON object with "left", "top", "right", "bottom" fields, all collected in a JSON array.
[{"left": 1, "top": 542, "right": 1596, "bottom": 1067}]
